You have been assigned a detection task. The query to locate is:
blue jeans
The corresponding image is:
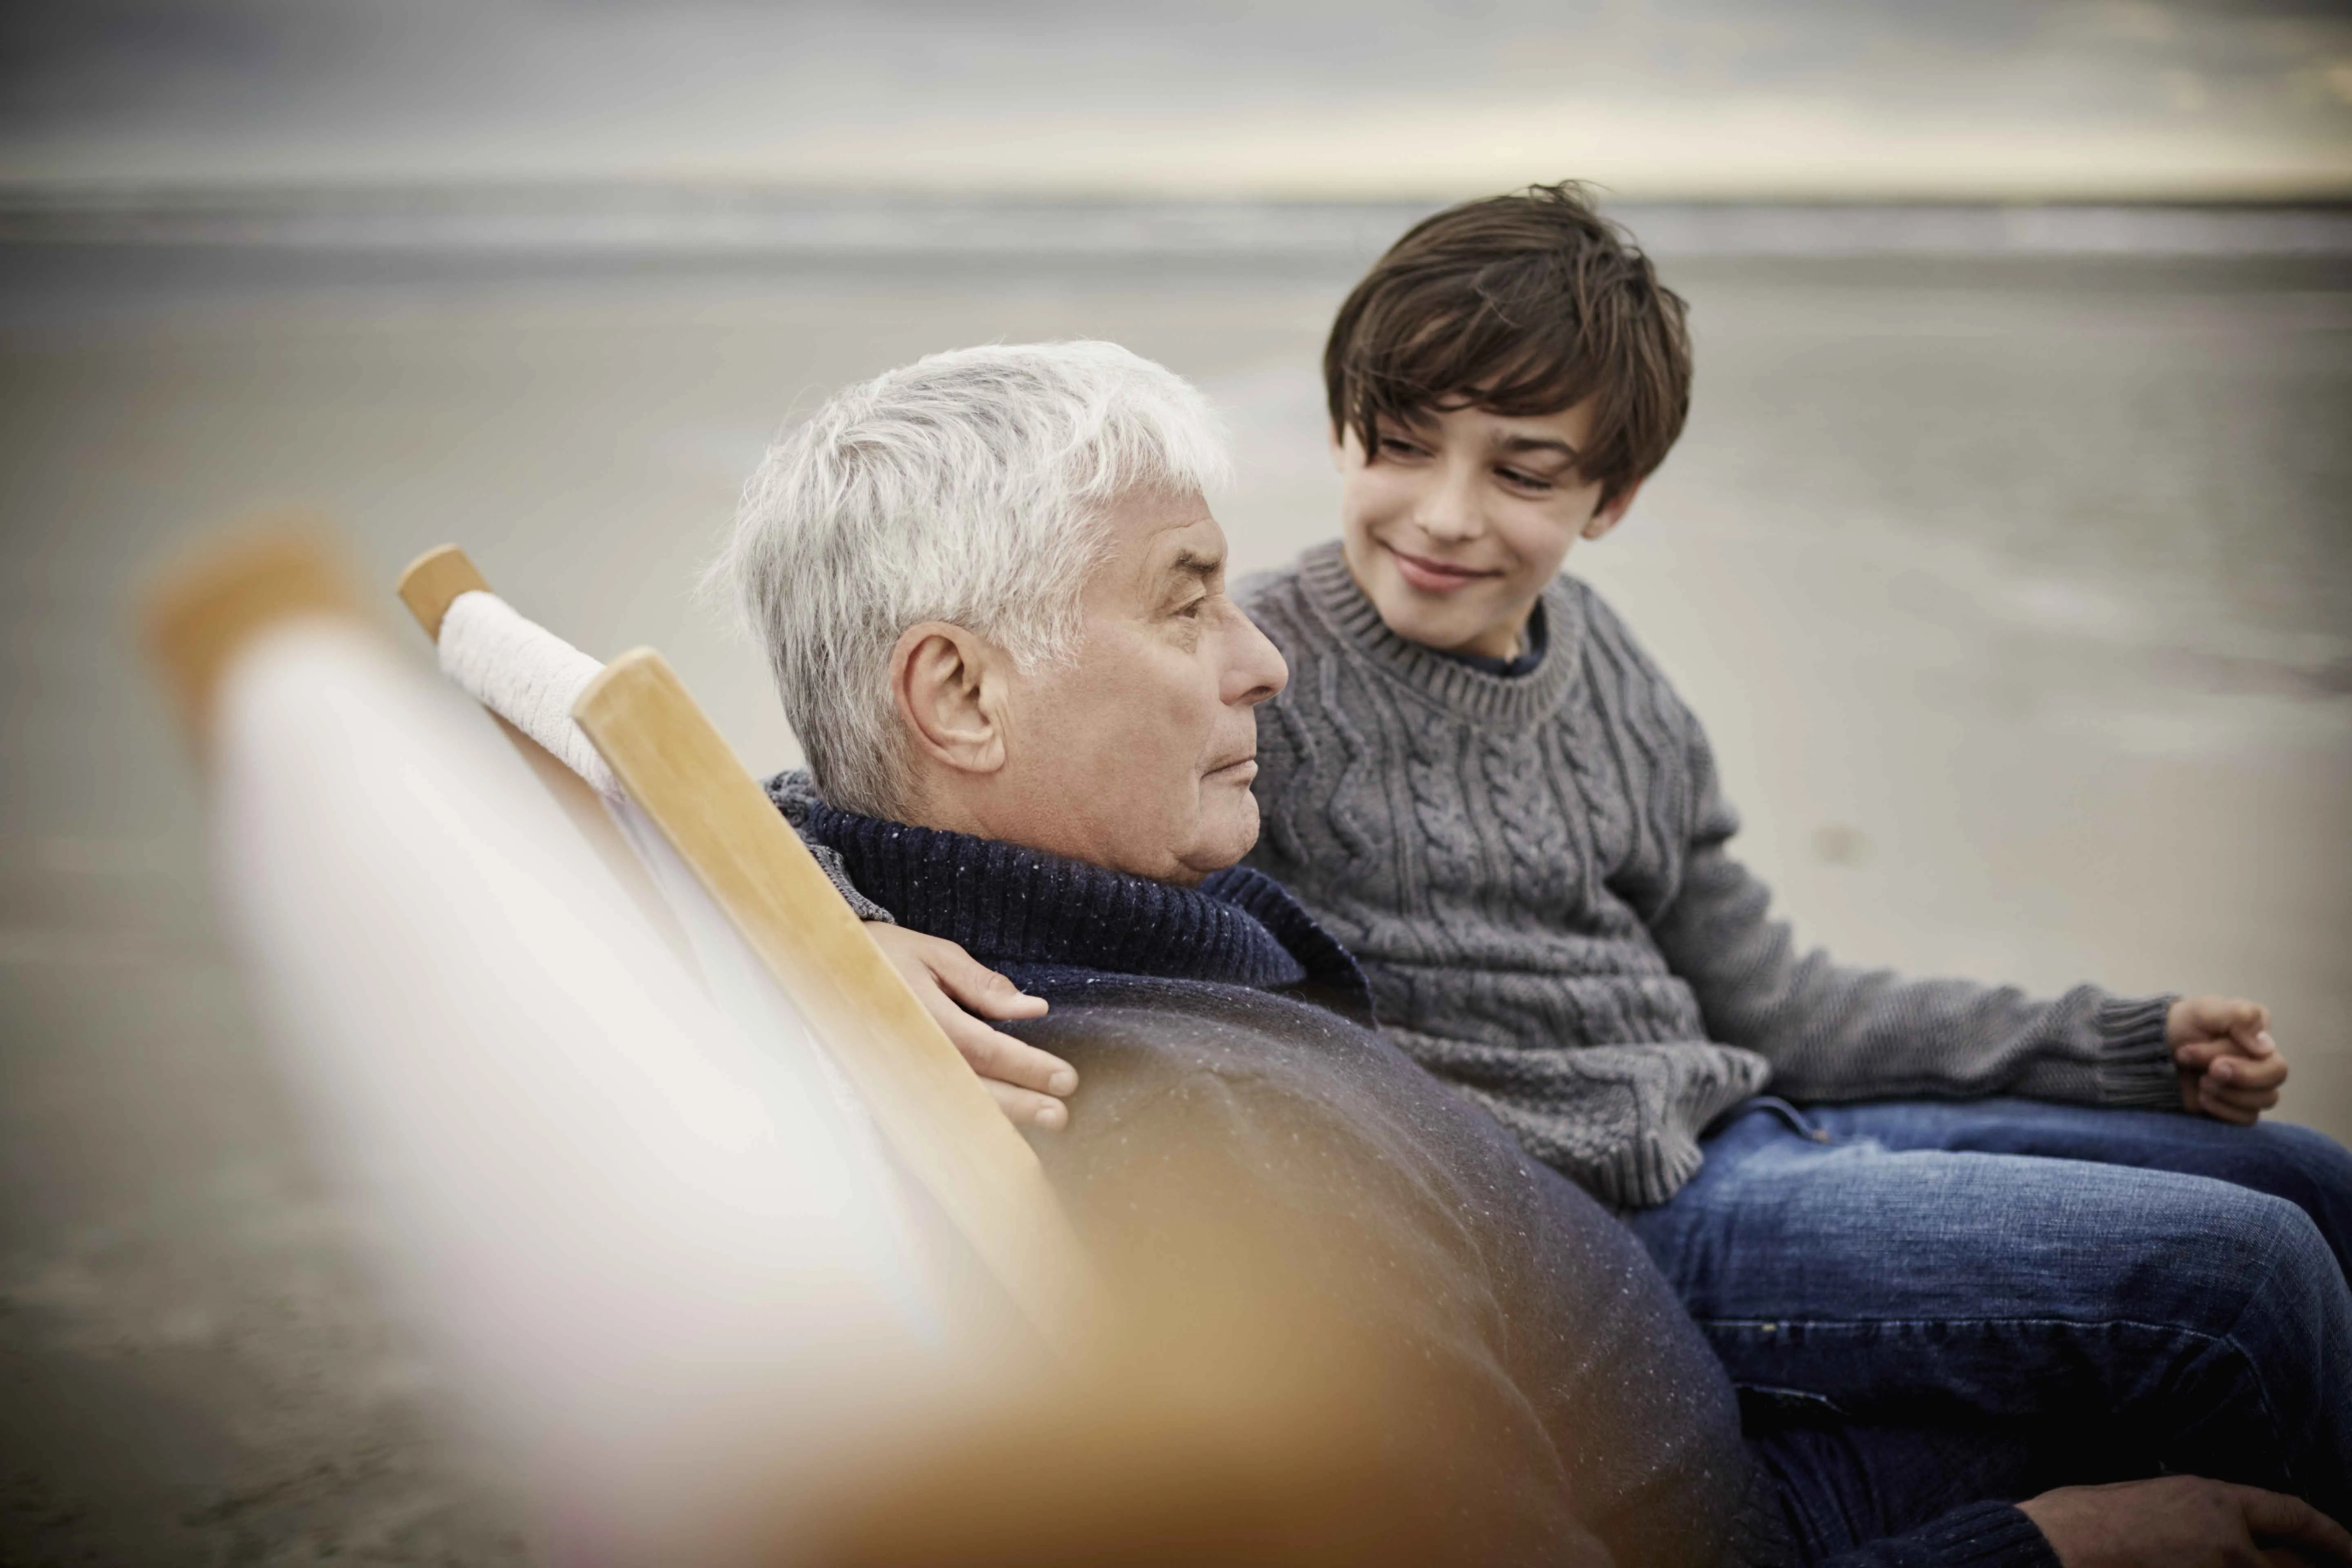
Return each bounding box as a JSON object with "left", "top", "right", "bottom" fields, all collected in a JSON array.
[
  {"left": 1628, "top": 1097, "right": 2352, "bottom": 1525},
  {"left": 1748, "top": 1415, "right": 2111, "bottom": 1562}
]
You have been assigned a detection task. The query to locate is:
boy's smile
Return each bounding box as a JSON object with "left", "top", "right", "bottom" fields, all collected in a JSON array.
[
  {"left": 1385, "top": 543, "right": 1506, "bottom": 595},
  {"left": 1332, "top": 400, "right": 1642, "bottom": 661}
]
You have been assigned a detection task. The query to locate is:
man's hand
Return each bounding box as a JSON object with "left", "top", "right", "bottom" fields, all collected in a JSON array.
[
  {"left": 2018, "top": 1475, "right": 2350, "bottom": 1567},
  {"left": 867, "top": 924, "right": 1076, "bottom": 1130},
  {"left": 2172, "top": 995, "right": 2287, "bottom": 1125}
]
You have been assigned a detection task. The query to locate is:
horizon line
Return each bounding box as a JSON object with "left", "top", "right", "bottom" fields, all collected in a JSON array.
[{"left": 6, "top": 178, "right": 2352, "bottom": 211}]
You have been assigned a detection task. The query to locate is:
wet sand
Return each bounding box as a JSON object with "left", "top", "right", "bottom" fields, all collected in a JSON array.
[{"left": 2, "top": 239, "right": 2347, "bottom": 1561}]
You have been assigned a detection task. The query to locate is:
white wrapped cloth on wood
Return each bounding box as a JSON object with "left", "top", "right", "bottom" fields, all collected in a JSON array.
[{"left": 435, "top": 588, "right": 620, "bottom": 797}]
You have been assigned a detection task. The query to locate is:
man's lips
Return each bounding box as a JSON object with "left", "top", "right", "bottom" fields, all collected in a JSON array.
[
  {"left": 1385, "top": 541, "right": 1502, "bottom": 594},
  {"left": 1205, "top": 756, "right": 1258, "bottom": 783}
]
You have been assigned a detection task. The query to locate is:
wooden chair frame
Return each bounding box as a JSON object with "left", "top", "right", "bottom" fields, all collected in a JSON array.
[{"left": 396, "top": 545, "right": 1093, "bottom": 1341}]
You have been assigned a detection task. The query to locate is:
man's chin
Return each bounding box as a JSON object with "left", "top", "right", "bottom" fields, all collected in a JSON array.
[{"left": 1170, "top": 796, "right": 1260, "bottom": 884}]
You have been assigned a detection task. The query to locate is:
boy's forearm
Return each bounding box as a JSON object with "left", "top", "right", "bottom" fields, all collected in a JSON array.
[{"left": 1651, "top": 843, "right": 2177, "bottom": 1109}]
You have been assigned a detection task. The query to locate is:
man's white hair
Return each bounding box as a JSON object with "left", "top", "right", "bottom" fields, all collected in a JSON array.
[{"left": 718, "top": 341, "right": 1231, "bottom": 819}]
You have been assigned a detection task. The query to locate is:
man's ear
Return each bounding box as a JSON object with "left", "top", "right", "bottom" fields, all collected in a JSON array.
[
  {"left": 1581, "top": 477, "right": 1644, "bottom": 542},
  {"left": 891, "top": 621, "right": 1008, "bottom": 778}
]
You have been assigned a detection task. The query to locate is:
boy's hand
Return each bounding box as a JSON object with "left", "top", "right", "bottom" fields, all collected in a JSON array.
[
  {"left": 866, "top": 924, "right": 1075, "bottom": 1131},
  {"left": 2170, "top": 995, "right": 2286, "bottom": 1126}
]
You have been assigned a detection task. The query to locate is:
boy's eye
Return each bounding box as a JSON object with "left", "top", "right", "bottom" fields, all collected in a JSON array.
[
  {"left": 1496, "top": 466, "right": 1555, "bottom": 492},
  {"left": 1376, "top": 435, "right": 1428, "bottom": 459}
]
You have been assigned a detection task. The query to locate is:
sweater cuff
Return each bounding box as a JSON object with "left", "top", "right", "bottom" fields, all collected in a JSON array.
[
  {"left": 2094, "top": 994, "right": 2180, "bottom": 1110},
  {"left": 1819, "top": 1501, "right": 2059, "bottom": 1568}
]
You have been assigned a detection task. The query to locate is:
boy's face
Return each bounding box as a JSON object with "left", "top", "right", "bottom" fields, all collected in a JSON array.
[{"left": 1331, "top": 400, "right": 1640, "bottom": 660}]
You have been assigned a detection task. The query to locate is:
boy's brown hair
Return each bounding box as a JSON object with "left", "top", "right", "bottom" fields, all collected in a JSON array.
[{"left": 1324, "top": 182, "right": 1691, "bottom": 503}]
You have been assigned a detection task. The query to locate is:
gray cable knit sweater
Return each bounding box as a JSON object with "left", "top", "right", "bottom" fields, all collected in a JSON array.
[{"left": 1236, "top": 542, "right": 2181, "bottom": 1209}]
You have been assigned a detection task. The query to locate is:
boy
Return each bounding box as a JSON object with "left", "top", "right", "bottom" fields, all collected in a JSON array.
[
  {"left": 1245, "top": 181, "right": 2325, "bottom": 1204},
  {"left": 1227, "top": 183, "right": 2352, "bottom": 1501}
]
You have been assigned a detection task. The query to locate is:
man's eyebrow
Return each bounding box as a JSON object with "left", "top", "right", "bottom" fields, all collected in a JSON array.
[{"left": 1168, "top": 547, "right": 1223, "bottom": 579}]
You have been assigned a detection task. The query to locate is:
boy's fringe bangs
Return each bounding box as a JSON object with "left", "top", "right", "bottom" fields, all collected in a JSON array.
[{"left": 1324, "top": 183, "right": 1693, "bottom": 503}]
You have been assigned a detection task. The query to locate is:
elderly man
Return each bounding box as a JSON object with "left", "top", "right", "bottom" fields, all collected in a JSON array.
[{"left": 719, "top": 342, "right": 2350, "bottom": 1567}]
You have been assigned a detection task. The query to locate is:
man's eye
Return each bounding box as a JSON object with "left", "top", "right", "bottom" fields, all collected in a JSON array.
[{"left": 1175, "top": 597, "right": 1207, "bottom": 619}]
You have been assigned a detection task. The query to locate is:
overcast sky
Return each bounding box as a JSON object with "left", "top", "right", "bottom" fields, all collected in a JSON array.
[{"left": 4, "top": 0, "right": 2350, "bottom": 199}]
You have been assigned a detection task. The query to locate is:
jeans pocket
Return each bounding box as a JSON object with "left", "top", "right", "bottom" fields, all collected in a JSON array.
[{"left": 1735, "top": 1382, "right": 1851, "bottom": 1430}]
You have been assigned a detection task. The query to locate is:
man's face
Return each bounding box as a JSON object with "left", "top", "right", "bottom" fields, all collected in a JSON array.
[
  {"left": 993, "top": 489, "right": 1288, "bottom": 885},
  {"left": 1332, "top": 400, "right": 1635, "bottom": 660}
]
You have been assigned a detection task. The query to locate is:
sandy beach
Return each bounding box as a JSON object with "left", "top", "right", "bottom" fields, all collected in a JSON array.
[{"left": 1, "top": 223, "right": 2348, "bottom": 1561}]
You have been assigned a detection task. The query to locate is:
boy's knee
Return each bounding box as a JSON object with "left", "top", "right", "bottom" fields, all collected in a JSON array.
[
  {"left": 2254, "top": 1121, "right": 2352, "bottom": 1199},
  {"left": 2070, "top": 1176, "right": 2333, "bottom": 1321},
  {"left": 2189, "top": 1188, "right": 2343, "bottom": 1329}
]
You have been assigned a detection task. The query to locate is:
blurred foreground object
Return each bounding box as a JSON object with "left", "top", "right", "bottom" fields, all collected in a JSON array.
[
  {"left": 145, "top": 526, "right": 363, "bottom": 746},
  {"left": 803, "top": 1377, "right": 1490, "bottom": 1568},
  {"left": 145, "top": 529, "right": 994, "bottom": 1561}
]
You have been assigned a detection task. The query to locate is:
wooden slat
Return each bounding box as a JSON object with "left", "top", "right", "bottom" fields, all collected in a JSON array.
[
  {"left": 391, "top": 549, "right": 697, "bottom": 977},
  {"left": 143, "top": 525, "right": 364, "bottom": 750},
  {"left": 396, "top": 544, "right": 490, "bottom": 641},
  {"left": 574, "top": 648, "right": 1094, "bottom": 1342}
]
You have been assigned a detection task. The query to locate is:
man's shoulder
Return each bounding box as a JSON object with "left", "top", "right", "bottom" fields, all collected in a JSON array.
[
  {"left": 1012, "top": 968, "right": 1376, "bottom": 1069},
  {"left": 1010, "top": 971, "right": 1429, "bottom": 1136},
  {"left": 1011, "top": 968, "right": 1604, "bottom": 1229}
]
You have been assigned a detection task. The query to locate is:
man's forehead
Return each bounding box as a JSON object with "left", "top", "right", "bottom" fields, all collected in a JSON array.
[
  {"left": 1082, "top": 490, "right": 1224, "bottom": 608},
  {"left": 1152, "top": 513, "right": 1225, "bottom": 564},
  {"left": 1109, "top": 492, "right": 1224, "bottom": 566}
]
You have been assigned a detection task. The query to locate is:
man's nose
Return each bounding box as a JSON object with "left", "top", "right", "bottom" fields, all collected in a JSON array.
[{"left": 1222, "top": 604, "right": 1288, "bottom": 706}]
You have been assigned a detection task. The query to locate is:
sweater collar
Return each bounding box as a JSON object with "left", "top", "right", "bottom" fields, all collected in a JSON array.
[
  {"left": 795, "top": 797, "right": 1372, "bottom": 1012},
  {"left": 1295, "top": 540, "right": 1585, "bottom": 728}
]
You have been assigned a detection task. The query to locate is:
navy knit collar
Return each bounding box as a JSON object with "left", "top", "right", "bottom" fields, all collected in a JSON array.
[{"left": 794, "top": 797, "right": 1372, "bottom": 1016}]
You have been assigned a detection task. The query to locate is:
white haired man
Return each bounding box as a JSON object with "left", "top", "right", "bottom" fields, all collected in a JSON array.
[
  {"left": 725, "top": 340, "right": 1259, "bottom": 1127},
  {"left": 719, "top": 341, "right": 2352, "bottom": 1567}
]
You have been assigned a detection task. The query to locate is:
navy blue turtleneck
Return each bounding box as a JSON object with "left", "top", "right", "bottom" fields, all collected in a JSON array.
[{"left": 795, "top": 795, "right": 1373, "bottom": 1022}]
